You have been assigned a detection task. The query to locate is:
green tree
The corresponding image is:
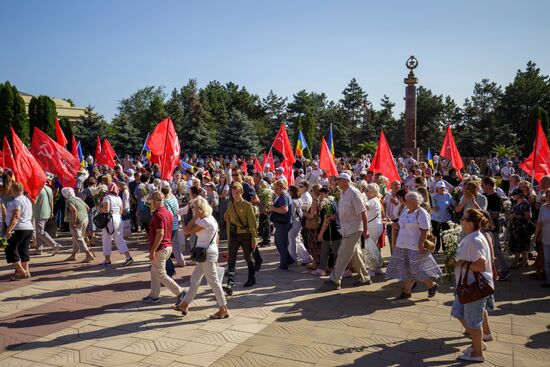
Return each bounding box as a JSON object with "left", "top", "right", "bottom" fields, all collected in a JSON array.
[
  {"left": 58, "top": 117, "right": 73, "bottom": 149},
  {"left": 302, "top": 108, "right": 315, "bottom": 160},
  {"left": 219, "top": 109, "right": 259, "bottom": 156},
  {"left": 0, "top": 81, "right": 29, "bottom": 143},
  {"left": 499, "top": 61, "right": 550, "bottom": 155},
  {"left": 261, "top": 90, "right": 287, "bottom": 146},
  {"left": 340, "top": 78, "right": 374, "bottom": 145},
  {"left": 111, "top": 115, "right": 143, "bottom": 155},
  {"left": 373, "top": 95, "right": 403, "bottom": 153},
  {"left": 180, "top": 79, "right": 215, "bottom": 153},
  {"left": 28, "top": 95, "right": 57, "bottom": 139},
  {"left": 416, "top": 86, "right": 446, "bottom": 152},
  {"left": 116, "top": 86, "right": 166, "bottom": 138},
  {"left": 526, "top": 106, "right": 550, "bottom": 150},
  {"left": 74, "top": 106, "right": 108, "bottom": 155}
]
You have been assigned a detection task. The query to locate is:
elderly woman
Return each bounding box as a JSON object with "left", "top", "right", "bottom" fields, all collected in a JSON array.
[
  {"left": 508, "top": 188, "right": 532, "bottom": 268},
  {"left": 361, "top": 183, "right": 384, "bottom": 275},
  {"left": 270, "top": 180, "right": 294, "bottom": 270},
  {"left": 176, "top": 197, "right": 228, "bottom": 319},
  {"left": 535, "top": 189, "right": 550, "bottom": 287},
  {"left": 100, "top": 182, "right": 134, "bottom": 266},
  {"left": 451, "top": 208, "right": 494, "bottom": 362},
  {"left": 4, "top": 182, "right": 34, "bottom": 280},
  {"left": 386, "top": 191, "right": 442, "bottom": 299},
  {"left": 62, "top": 188, "right": 95, "bottom": 263},
  {"left": 431, "top": 181, "right": 455, "bottom": 253},
  {"left": 288, "top": 185, "right": 313, "bottom": 265},
  {"left": 455, "top": 180, "right": 487, "bottom": 215}
]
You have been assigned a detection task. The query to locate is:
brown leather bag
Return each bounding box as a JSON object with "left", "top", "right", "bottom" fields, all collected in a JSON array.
[{"left": 456, "top": 262, "right": 494, "bottom": 304}]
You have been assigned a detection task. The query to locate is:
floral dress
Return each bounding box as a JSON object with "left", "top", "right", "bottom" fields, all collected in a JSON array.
[
  {"left": 305, "top": 197, "right": 322, "bottom": 264},
  {"left": 508, "top": 200, "right": 532, "bottom": 253}
]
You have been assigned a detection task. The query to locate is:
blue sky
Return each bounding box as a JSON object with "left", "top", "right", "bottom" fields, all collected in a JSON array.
[{"left": 1, "top": 0, "right": 549, "bottom": 121}]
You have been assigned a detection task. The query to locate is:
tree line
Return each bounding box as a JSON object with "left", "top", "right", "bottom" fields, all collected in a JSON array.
[{"left": 1, "top": 61, "right": 549, "bottom": 158}]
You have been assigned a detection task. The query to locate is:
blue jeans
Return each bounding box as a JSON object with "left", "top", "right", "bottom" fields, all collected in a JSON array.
[
  {"left": 274, "top": 223, "right": 293, "bottom": 269},
  {"left": 451, "top": 295, "right": 487, "bottom": 329}
]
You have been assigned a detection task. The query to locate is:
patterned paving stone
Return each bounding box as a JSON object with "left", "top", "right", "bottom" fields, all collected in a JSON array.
[{"left": 80, "top": 346, "right": 146, "bottom": 366}]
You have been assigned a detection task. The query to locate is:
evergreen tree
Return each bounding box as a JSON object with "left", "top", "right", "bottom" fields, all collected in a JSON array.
[
  {"left": 220, "top": 109, "right": 259, "bottom": 156},
  {"left": 293, "top": 114, "right": 303, "bottom": 147},
  {"left": 302, "top": 108, "right": 315, "bottom": 160},
  {"left": 116, "top": 86, "right": 166, "bottom": 139},
  {"left": 340, "top": 78, "right": 373, "bottom": 145},
  {"left": 111, "top": 115, "right": 143, "bottom": 155},
  {"left": 200, "top": 81, "right": 230, "bottom": 147},
  {"left": 499, "top": 61, "right": 550, "bottom": 155},
  {"left": 74, "top": 106, "right": 107, "bottom": 155},
  {"left": 262, "top": 90, "right": 287, "bottom": 146},
  {"left": 373, "top": 95, "right": 403, "bottom": 153},
  {"left": 0, "top": 81, "right": 29, "bottom": 143},
  {"left": 28, "top": 95, "right": 57, "bottom": 139},
  {"left": 181, "top": 79, "right": 215, "bottom": 154},
  {"left": 164, "top": 88, "right": 185, "bottom": 135},
  {"left": 58, "top": 117, "right": 73, "bottom": 149},
  {"left": 527, "top": 106, "right": 550, "bottom": 149}
]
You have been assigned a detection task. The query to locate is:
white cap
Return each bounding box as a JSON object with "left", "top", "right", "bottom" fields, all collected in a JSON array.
[
  {"left": 126, "top": 168, "right": 135, "bottom": 175},
  {"left": 435, "top": 181, "right": 446, "bottom": 189},
  {"left": 337, "top": 172, "right": 351, "bottom": 181}
]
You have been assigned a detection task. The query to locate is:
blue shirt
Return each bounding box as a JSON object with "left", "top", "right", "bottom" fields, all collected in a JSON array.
[{"left": 431, "top": 193, "right": 453, "bottom": 222}]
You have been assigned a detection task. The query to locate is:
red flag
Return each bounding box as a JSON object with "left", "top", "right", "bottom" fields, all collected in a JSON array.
[
  {"left": 55, "top": 117, "right": 68, "bottom": 148},
  {"left": 370, "top": 131, "right": 401, "bottom": 185},
  {"left": 97, "top": 139, "right": 116, "bottom": 168},
  {"left": 241, "top": 160, "right": 248, "bottom": 175},
  {"left": 95, "top": 136, "right": 101, "bottom": 165},
  {"left": 0, "top": 150, "right": 3, "bottom": 168},
  {"left": 280, "top": 159, "right": 294, "bottom": 186},
  {"left": 3, "top": 137, "right": 16, "bottom": 172},
  {"left": 253, "top": 158, "right": 262, "bottom": 173},
  {"left": 71, "top": 135, "right": 78, "bottom": 160},
  {"left": 272, "top": 123, "right": 295, "bottom": 165},
  {"left": 440, "top": 125, "right": 464, "bottom": 179},
  {"left": 266, "top": 149, "right": 275, "bottom": 172},
  {"left": 519, "top": 119, "right": 550, "bottom": 183},
  {"left": 146, "top": 117, "right": 180, "bottom": 180},
  {"left": 11, "top": 127, "right": 46, "bottom": 201},
  {"left": 319, "top": 137, "right": 338, "bottom": 177},
  {"left": 31, "top": 127, "right": 80, "bottom": 187}
]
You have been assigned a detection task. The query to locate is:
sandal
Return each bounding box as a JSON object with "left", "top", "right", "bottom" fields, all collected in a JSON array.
[
  {"left": 10, "top": 271, "right": 29, "bottom": 281},
  {"left": 209, "top": 313, "right": 229, "bottom": 320},
  {"left": 396, "top": 291, "right": 412, "bottom": 300}
]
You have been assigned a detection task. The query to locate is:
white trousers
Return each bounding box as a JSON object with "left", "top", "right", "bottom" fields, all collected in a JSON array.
[
  {"left": 363, "top": 222, "right": 384, "bottom": 269},
  {"left": 182, "top": 250, "right": 227, "bottom": 307},
  {"left": 102, "top": 214, "right": 129, "bottom": 255},
  {"left": 288, "top": 219, "right": 312, "bottom": 263}
]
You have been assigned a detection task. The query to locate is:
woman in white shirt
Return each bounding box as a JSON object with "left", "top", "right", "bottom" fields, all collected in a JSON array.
[
  {"left": 100, "top": 183, "right": 133, "bottom": 266},
  {"left": 386, "top": 192, "right": 442, "bottom": 299},
  {"left": 450, "top": 208, "right": 494, "bottom": 362},
  {"left": 4, "top": 182, "right": 34, "bottom": 280},
  {"left": 361, "top": 183, "right": 384, "bottom": 275},
  {"left": 176, "top": 196, "right": 228, "bottom": 319}
]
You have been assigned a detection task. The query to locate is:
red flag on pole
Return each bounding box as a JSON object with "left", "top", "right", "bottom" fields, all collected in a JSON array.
[
  {"left": 370, "top": 130, "right": 401, "bottom": 185},
  {"left": 55, "top": 117, "right": 68, "bottom": 148},
  {"left": 71, "top": 135, "right": 78, "bottom": 160},
  {"left": 266, "top": 149, "right": 275, "bottom": 172},
  {"left": 241, "top": 160, "right": 248, "bottom": 175},
  {"left": 11, "top": 127, "right": 46, "bottom": 201},
  {"left": 31, "top": 127, "right": 80, "bottom": 187},
  {"left": 97, "top": 139, "right": 116, "bottom": 168},
  {"left": 439, "top": 125, "right": 464, "bottom": 179},
  {"left": 319, "top": 137, "right": 338, "bottom": 177},
  {"left": 280, "top": 158, "right": 294, "bottom": 186},
  {"left": 94, "top": 136, "right": 101, "bottom": 165},
  {"left": 272, "top": 123, "right": 295, "bottom": 165},
  {"left": 519, "top": 119, "right": 550, "bottom": 183},
  {"left": 146, "top": 117, "right": 180, "bottom": 180},
  {"left": 253, "top": 157, "right": 262, "bottom": 173},
  {"left": 2, "top": 137, "right": 16, "bottom": 172}
]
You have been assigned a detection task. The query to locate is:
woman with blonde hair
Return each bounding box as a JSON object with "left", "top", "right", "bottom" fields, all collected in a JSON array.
[
  {"left": 176, "top": 196, "right": 228, "bottom": 319},
  {"left": 362, "top": 183, "right": 385, "bottom": 275}
]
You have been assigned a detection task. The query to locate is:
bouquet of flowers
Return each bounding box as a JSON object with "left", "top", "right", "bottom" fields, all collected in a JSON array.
[
  {"left": 441, "top": 221, "right": 463, "bottom": 281},
  {"left": 322, "top": 197, "right": 335, "bottom": 216},
  {"left": 257, "top": 182, "right": 274, "bottom": 212},
  {"left": 90, "top": 184, "right": 108, "bottom": 207}
]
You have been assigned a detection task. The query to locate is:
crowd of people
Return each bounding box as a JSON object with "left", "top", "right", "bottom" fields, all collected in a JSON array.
[{"left": 1, "top": 150, "right": 548, "bottom": 363}]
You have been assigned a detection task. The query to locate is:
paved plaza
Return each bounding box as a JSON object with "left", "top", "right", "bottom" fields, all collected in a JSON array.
[{"left": 0, "top": 234, "right": 548, "bottom": 367}]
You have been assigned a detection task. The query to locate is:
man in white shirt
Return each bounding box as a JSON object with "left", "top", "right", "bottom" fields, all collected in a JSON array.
[
  {"left": 500, "top": 161, "right": 514, "bottom": 194},
  {"left": 325, "top": 173, "right": 372, "bottom": 290}
]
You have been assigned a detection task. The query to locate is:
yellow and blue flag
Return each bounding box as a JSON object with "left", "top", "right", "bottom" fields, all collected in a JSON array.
[
  {"left": 328, "top": 123, "right": 335, "bottom": 158},
  {"left": 296, "top": 130, "right": 308, "bottom": 157},
  {"left": 141, "top": 133, "right": 152, "bottom": 161},
  {"left": 427, "top": 148, "right": 434, "bottom": 169},
  {"left": 76, "top": 141, "right": 84, "bottom": 166}
]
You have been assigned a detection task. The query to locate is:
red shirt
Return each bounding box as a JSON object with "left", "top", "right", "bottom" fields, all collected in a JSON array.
[{"left": 149, "top": 206, "right": 173, "bottom": 251}]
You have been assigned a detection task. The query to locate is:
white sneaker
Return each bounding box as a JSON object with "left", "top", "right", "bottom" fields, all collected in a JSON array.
[
  {"left": 457, "top": 353, "right": 484, "bottom": 362},
  {"left": 462, "top": 341, "right": 487, "bottom": 356},
  {"left": 483, "top": 333, "right": 494, "bottom": 342}
]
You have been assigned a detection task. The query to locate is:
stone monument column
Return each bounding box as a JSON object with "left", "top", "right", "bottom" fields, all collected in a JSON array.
[{"left": 403, "top": 56, "right": 419, "bottom": 160}]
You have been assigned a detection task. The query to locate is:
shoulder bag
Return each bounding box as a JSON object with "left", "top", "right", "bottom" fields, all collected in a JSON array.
[
  {"left": 457, "top": 262, "right": 494, "bottom": 304},
  {"left": 190, "top": 231, "right": 216, "bottom": 263}
]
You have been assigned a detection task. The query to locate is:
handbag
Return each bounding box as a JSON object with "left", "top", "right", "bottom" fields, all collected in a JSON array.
[
  {"left": 93, "top": 212, "right": 113, "bottom": 232},
  {"left": 415, "top": 210, "right": 436, "bottom": 252},
  {"left": 456, "top": 262, "right": 494, "bottom": 304},
  {"left": 190, "top": 233, "right": 216, "bottom": 263}
]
